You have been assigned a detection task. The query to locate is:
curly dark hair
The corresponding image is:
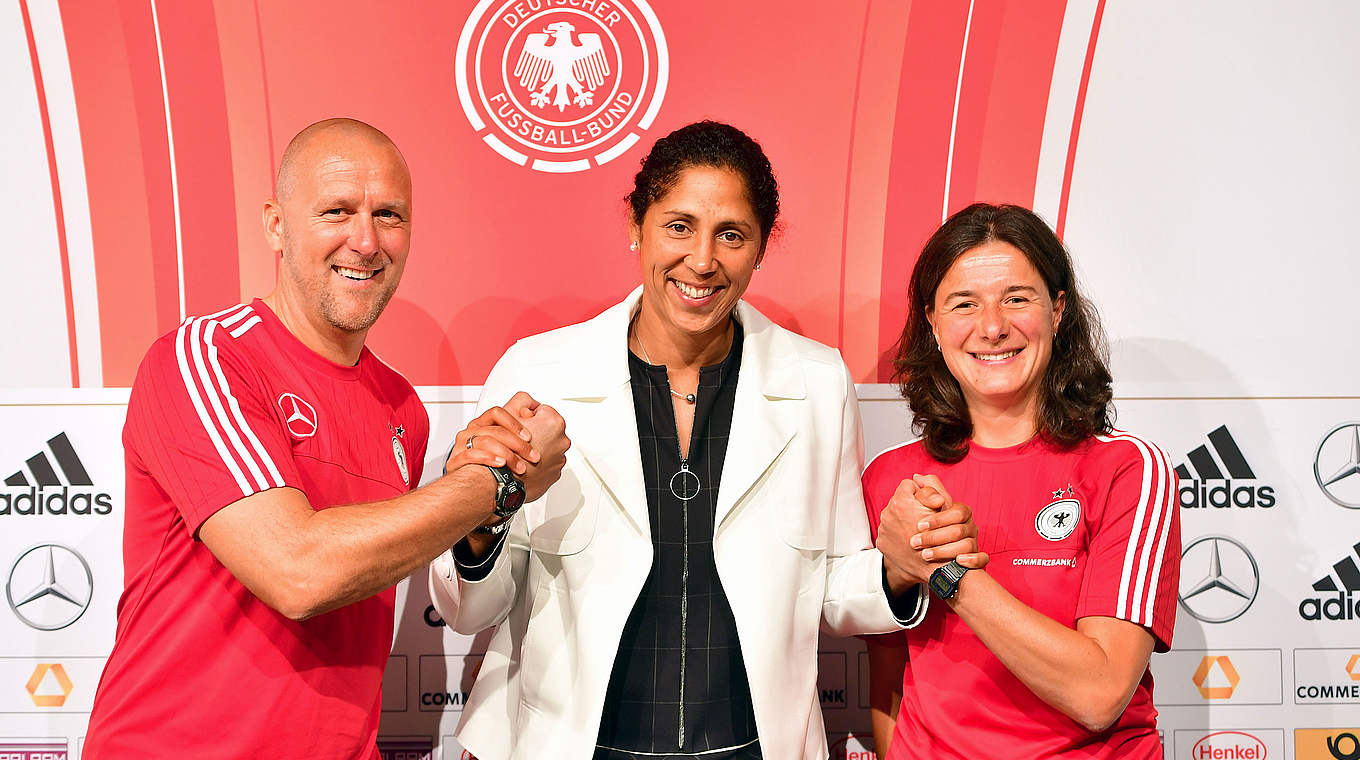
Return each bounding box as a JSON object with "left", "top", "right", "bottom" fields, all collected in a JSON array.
[
  {"left": 626, "top": 120, "right": 779, "bottom": 247},
  {"left": 892, "top": 203, "right": 1113, "bottom": 463}
]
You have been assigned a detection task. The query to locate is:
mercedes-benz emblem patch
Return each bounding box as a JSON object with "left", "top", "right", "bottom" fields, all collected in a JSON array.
[
  {"left": 6, "top": 543, "right": 94, "bottom": 631},
  {"left": 1315, "top": 422, "right": 1360, "bottom": 509},
  {"left": 1178, "top": 535, "right": 1259, "bottom": 623}
]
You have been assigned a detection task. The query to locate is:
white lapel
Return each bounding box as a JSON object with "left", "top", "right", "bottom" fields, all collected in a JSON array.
[
  {"left": 555, "top": 289, "right": 650, "bottom": 535},
  {"left": 715, "top": 301, "right": 805, "bottom": 530}
]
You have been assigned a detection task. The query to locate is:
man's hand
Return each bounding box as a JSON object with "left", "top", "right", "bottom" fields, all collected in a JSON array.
[{"left": 449, "top": 396, "right": 540, "bottom": 476}]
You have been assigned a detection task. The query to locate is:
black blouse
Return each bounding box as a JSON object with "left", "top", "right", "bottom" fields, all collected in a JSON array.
[{"left": 594, "top": 320, "right": 760, "bottom": 760}]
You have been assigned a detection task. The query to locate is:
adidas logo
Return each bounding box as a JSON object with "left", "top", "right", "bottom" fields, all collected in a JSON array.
[
  {"left": 1, "top": 433, "right": 113, "bottom": 517},
  {"left": 1299, "top": 541, "right": 1360, "bottom": 621},
  {"left": 1175, "top": 425, "right": 1276, "bottom": 509}
]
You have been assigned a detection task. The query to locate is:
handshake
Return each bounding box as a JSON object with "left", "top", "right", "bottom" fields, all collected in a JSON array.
[
  {"left": 443, "top": 391, "right": 573, "bottom": 519},
  {"left": 875, "top": 474, "right": 989, "bottom": 594}
]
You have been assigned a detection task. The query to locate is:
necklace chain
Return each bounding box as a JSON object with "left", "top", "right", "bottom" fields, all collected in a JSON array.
[{"left": 633, "top": 327, "right": 697, "bottom": 405}]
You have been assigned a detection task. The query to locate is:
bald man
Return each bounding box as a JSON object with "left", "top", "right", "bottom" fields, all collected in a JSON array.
[{"left": 84, "top": 119, "right": 569, "bottom": 758}]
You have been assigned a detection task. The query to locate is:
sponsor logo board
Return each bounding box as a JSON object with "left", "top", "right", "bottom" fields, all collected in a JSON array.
[
  {"left": 1295, "top": 728, "right": 1360, "bottom": 760},
  {"left": 1294, "top": 649, "right": 1360, "bottom": 704},
  {"left": 1173, "top": 729, "right": 1282, "bottom": 760},
  {"left": 0, "top": 739, "right": 68, "bottom": 760},
  {"left": 454, "top": 0, "right": 668, "bottom": 172},
  {"left": 1299, "top": 541, "right": 1360, "bottom": 621},
  {"left": 1176, "top": 426, "right": 1275, "bottom": 510},
  {"left": 817, "top": 651, "right": 847, "bottom": 709},
  {"left": 0, "top": 658, "right": 102, "bottom": 712},
  {"left": 1178, "top": 535, "right": 1259, "bottom": 623},
  {"left": 0, "top": 433, "right": 114, "bottom": 517},
  {"left": 1157, "top": 650, "right": 1282, "bottom": 706}
]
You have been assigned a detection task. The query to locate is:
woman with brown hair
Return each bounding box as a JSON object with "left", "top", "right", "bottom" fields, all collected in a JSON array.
[{"left": 863, "top": 203, "right": 1180, "bottom": 759}]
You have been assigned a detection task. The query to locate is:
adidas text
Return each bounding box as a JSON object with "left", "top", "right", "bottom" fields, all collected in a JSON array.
[
  {"left": 1298, "top": 592, "right": 1360, "bottom": 621},
  {"left": 1179, "top": 479, "right": 1275, "bottom": 509},
  {"left": 0, "top": 486, "right": 113, "bottom": 516}
]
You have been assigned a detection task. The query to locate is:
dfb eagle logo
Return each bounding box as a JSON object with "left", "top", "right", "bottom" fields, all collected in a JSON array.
[{"left": 513, "top": 21, "right": 610, "bottom": 112}]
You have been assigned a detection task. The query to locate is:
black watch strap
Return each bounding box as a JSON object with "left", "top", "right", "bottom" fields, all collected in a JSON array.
[{"left": 928, "top": 560, "right": 969, "bottom": 600}]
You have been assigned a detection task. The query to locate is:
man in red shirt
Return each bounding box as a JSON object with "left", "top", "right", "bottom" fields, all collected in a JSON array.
[{"left": 84, "top": 119, "right": 568, "bottom": 758}]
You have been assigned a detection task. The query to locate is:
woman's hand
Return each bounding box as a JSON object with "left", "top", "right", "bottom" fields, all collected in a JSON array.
[
  {"left": 910, "top": 473, "right": 989, "bottom": 570},
  {"left": 876, "top": 475, "right": 989, "bottom": 594}
]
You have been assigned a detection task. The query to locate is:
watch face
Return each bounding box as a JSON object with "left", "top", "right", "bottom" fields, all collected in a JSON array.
[{"left": 503, "top": 485, "right": 526, "bottom": 512}]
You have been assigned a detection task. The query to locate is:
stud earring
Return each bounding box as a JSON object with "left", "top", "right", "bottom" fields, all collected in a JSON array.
[{"left": 629, "top": 241, "right": 638, "bottom": 252}]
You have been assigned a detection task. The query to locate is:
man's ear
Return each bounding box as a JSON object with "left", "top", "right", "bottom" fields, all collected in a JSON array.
[{"left": 263, "top": 200, "right": 285, "bottom": 256}]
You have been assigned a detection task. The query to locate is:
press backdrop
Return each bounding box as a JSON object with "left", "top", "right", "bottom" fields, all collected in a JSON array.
[{"left": 3, "top": 1, "right": 1359, "bottom": 758}]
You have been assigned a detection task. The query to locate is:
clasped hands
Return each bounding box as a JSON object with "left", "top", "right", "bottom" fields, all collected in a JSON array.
[
  {"left": 876, "top": 474, "right": 989, "bottom": 595},
  {"left": 443, "top": 391, "right": 572, "bottom": 518}
]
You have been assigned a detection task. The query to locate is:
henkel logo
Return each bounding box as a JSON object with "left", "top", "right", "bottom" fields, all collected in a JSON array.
[
  {"left": 1191, "top": 731, "right": 1268, "bottom": 759},
  {"left": 455, "top": 0, "right": 668, "bottom": 172},
  {"left": 1299, "top": 540, "right": 1360, "bottom": 621},
  {"left": 25, "top": 663, "right": 73, "bottom": 707},
  {"left": 827, "top": 733, "right": 876, "bottom": 760},
  {"left": 1, "top": 432, "right": 114, "bottom": 517},
  {"left": 1193, "top": 655, "right": 1241, "bottom": 699},
  {"left": 277, "top": 393, "right": 318, "bottom": 438},
  {"left": 1176, "top": 425, "right": 1276, "bottom": 509}
]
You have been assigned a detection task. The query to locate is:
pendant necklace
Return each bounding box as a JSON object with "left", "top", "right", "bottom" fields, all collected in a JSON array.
[
  {"left": 631, "top": 324, "right": 701, "bottom": 500},
  {"left": 633, "top": 329, "right": 697, "bottom": 405}
]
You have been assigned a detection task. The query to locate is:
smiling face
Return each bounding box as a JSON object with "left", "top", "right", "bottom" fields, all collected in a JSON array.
[
  {"left": 630, "top": 165, "right": 763, "bottom": 355},
  {"left": 928, "top": 240, "right": 1066, "bottom": 421},
  {"left": 263, "top": 127, "right": 412, "bottom": 361}
]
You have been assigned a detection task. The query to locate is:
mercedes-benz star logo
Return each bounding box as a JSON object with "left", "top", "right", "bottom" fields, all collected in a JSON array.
[
  {"left": 1315, "top": 422, "right": 1360, "bottom": 509},
  {"left": 6, "top": 544, "right": 94, "bottom": 631},
  {"left": 277, "top": 393, "right": 318, "bottom": 439},
  {"left": 1178, "top": 535, "right": 1259, "bottom": 624}
]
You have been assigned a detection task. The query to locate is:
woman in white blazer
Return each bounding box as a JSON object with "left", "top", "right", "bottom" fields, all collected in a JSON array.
[{"left": 429, "top": 122, "right": 985, "bottom": 760}]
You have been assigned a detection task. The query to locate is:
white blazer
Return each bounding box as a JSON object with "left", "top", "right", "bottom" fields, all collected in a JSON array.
[{"left": 430, "top": 288, "right": 926, "bottom": 760}]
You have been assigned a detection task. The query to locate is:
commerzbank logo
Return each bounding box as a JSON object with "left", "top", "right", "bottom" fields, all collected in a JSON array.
[
  {"left": 454, "top": 0, "right": 668, "bottom": 172},
  {"left": 1, "top": 433, "right": 113, "bottom": 517},
  {"left": 1193, "top": 655, "right": 1241, "bottom": 699}
]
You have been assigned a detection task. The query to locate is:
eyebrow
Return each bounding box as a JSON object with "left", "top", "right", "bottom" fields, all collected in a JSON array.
[
  {"left": 942, "top": 284, "right": 1040, "bottom": 301},
  {"left": 659, "top": 210, "right": 754, "bottom": 230}
]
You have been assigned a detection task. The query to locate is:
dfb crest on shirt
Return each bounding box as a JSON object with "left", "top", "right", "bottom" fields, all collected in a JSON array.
[
  {"left": 1036, "top": 484, "right": 1080, "bottom": 541},
  {"left": 391, "top": 435, "right": 409, "bottom": 486}
]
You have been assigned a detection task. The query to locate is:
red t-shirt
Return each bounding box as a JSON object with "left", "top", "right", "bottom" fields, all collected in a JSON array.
[
  {"left": 85, "top": 300, "right": 428, "bottom": 759},
  {"left": 863, "top": 433, "right": 1179, "bottom": 760}
]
